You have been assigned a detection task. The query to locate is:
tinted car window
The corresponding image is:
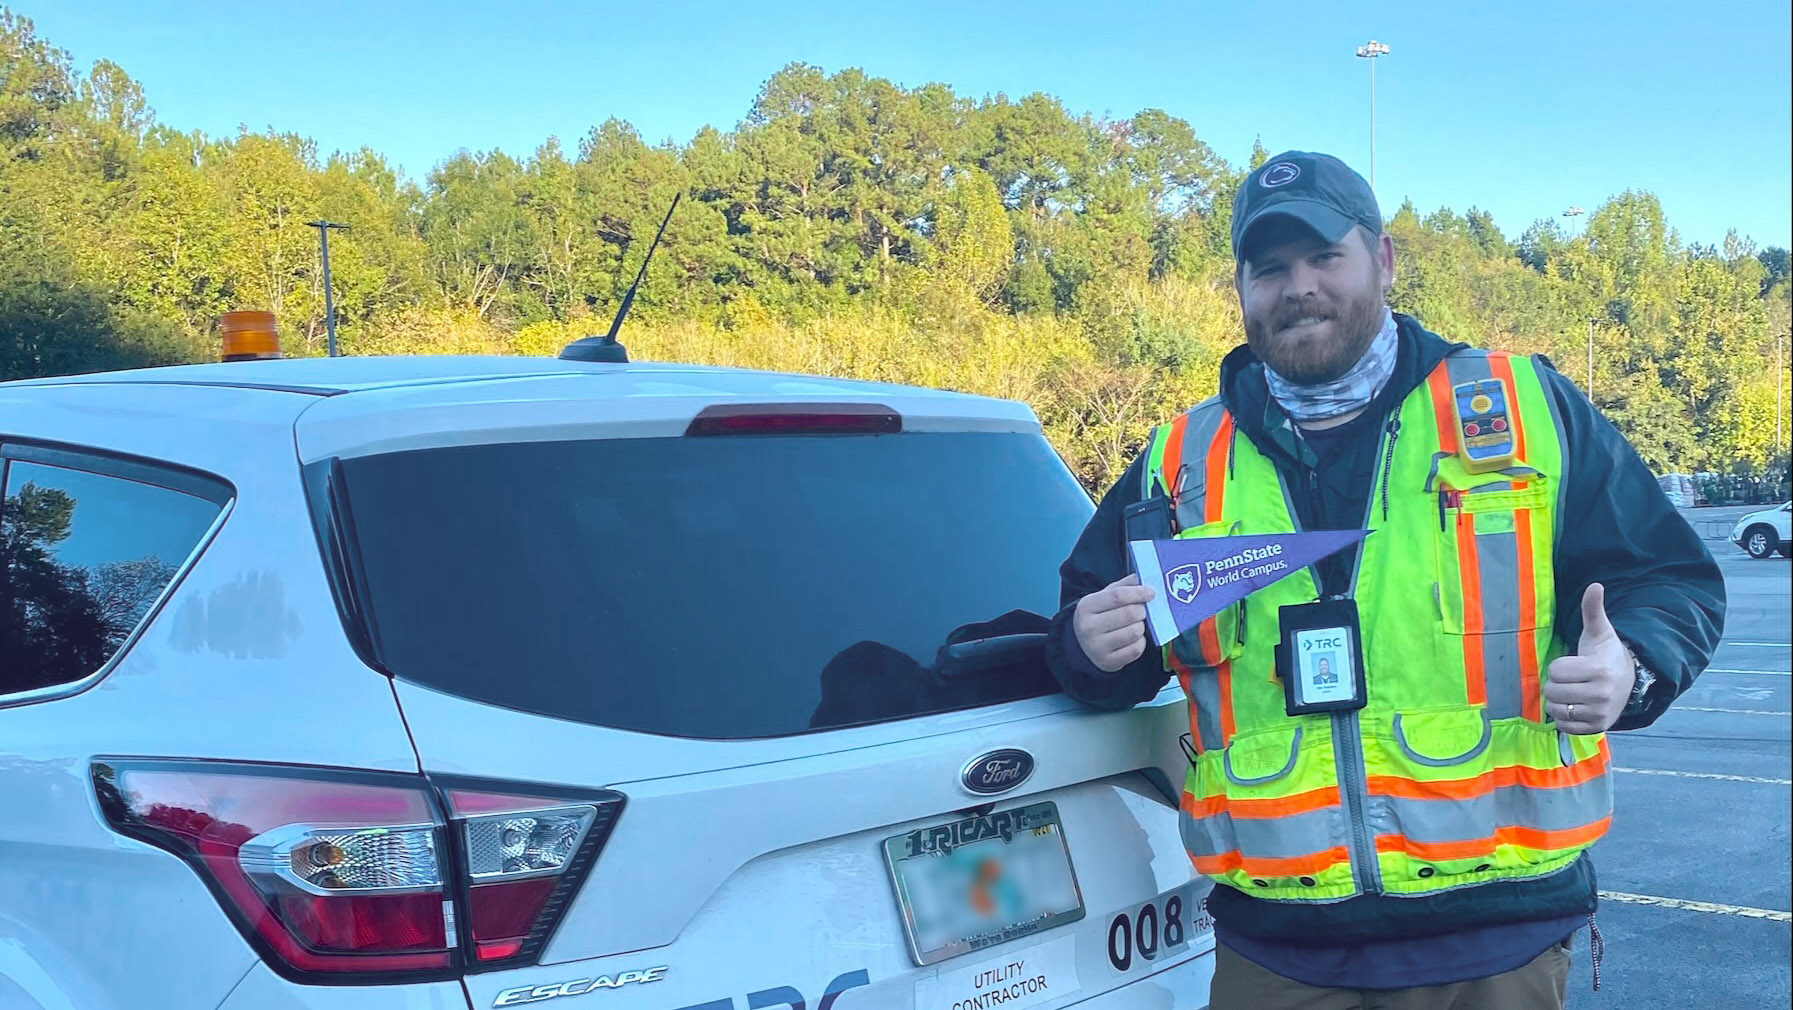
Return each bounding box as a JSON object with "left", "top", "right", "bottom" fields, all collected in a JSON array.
[
  {"left": 331, "top": 431, "right": 1093, "bottom": 738},
  {"left": 1, "top": 459, "right": 223, "bottom": 696}
]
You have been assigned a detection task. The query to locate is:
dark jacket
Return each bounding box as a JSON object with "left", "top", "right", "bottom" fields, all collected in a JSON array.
[{"left": 1045, "top": 314, "right": 1726, "bottom": 941}]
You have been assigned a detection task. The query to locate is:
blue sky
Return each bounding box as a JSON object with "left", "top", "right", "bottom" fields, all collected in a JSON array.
[{"left": 27, "top": 0, "right": 1793, "bottom": 248}]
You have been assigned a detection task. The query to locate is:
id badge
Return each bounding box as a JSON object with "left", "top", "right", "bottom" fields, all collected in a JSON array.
[{"left": 1275, "top": 598, "right": 1367, "bottom": 715}]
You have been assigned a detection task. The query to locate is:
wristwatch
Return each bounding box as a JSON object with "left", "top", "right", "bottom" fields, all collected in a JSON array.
[{"left": 1621, "top": 641, "right": 1656, "bottom": 713}]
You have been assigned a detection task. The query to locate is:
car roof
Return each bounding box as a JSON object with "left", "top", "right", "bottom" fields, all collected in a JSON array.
[
  {"left": 0, "top": 356, "right": 1040, "bottom": 472},
  {"left": 1, "top": 355, "right": 775, "bottom": 396},
  {"left": 0, "top": 355, "right": 1023, "bottom": 407}
]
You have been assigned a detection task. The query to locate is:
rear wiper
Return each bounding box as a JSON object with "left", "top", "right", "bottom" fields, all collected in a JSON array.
[{"left": 933, "top": 633, "right": 1048, "bottom": 681}]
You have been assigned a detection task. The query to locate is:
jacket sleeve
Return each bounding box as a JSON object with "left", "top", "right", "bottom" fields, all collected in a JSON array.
[
  {"left": 1045, "top": 450, "right": 1175, "bottom": 710},
  {"left": 1540, "top": 364, "right": 1726, "bottom": 731}
]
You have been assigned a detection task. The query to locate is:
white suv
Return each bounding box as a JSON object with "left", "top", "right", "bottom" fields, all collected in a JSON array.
[
  {"left": 1731, "top": 501, "right": 1791, "bottom": 559},
  {"left": 0, "top": 355, "right": 1214, "bottom": 1010}
]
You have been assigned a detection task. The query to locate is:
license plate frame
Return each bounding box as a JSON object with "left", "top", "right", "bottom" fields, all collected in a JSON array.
[{"left": 882, "top": 800, "right": 1086, "bottom": 966}]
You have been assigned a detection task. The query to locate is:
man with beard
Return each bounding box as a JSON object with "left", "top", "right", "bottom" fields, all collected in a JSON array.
[{"left": 1045, "top": 151, "right": 1723, "bottom": 1007}]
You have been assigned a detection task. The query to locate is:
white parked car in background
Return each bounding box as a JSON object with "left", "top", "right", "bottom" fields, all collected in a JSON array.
[
  {"left": 1731, "top": 501, "right": 1792, "bottom": 559},
  {"left": 0, "top": 353, "right": 1214, "bottom": 1010}
]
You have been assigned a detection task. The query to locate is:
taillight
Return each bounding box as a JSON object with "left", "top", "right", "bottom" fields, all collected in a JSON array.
[
  {"left": 440, "top": 785, "right": 622, "bottom": 968},
  {"left": 684, "top": 402, "right": 903, "bottom": 435},
  {"left": 92, "top": 760, "right": 623, "bottom": 983},
  {"left": 91, "top": 760, "right": 454, "bottom": 982}
]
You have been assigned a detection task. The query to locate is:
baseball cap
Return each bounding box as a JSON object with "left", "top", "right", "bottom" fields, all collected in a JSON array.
[{"left": 1231, "top": 151, "right": 1383, "bottom": 261}]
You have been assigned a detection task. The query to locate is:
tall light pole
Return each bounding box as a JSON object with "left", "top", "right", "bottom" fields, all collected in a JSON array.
[
  {"left": 1777, "top": 330, "right": 1785, "bottom": 456},
  {"left": 1355, "top": 39, "right": 1390, "bottom": 190},
  {"left": 1586, "top": 317, "right": 1596, "bottom": 397},
  {"left": 1563, "top": 206, "right": 1593, "bottom": 394},
  {"left": 306, "top": 220, "right": 350, "bottom": 356}
]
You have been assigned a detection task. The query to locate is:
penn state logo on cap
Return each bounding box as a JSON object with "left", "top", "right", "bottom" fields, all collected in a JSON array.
[
  {"left": 1260, "top": 162, "right": 1301, "bottom": 188},
  {"left": 1166, "top": 563, "right": 1202, "bottom": 605}
]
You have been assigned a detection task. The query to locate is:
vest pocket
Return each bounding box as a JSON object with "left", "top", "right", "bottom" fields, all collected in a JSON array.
[
  {"left": 1372, "top": 709, "right": 1509, "bottom": 885},
  {"left": 1433, "top": 481, "right": 1554, "bottom": 636},
  {"left": 1185, "top": 721, "right": 1351, "bottom": 896},
  {"left": 1224, "top": 725, "right": 1304, "bottom": 785},
  {"left": 1430, "top": 480, "right": 1556, "bottom": 716},
  {"left": 1371, "top": 713, "right": 1611, "bottom": 887},
  {"left": 1393, "top": 709, "right": 1492, "bottom": 766}
]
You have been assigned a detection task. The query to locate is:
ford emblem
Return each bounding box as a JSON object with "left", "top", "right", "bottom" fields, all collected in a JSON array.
[{"left": 961, "top": 749, "right": 1035, "bottom": 796}]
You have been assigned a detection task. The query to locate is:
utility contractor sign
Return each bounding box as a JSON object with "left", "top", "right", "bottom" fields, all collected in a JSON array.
[{"left": 1127, "top": 530, "right": 1368, "bottom": 646}]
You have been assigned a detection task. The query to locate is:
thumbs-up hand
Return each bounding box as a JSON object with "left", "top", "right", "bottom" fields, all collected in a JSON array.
[{"left": 1544, "top": 583, "right": 1636, "bottom": 735}]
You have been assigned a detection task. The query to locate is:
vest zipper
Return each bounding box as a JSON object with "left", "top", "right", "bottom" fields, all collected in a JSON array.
[
  {"left": 1331, "top": 706, "right": 1380, "bottom": 894},
  {"left": 1332, "top": 411, "right": 1401, "bottom": 896},
  {"left": 1274, "top": 412, "right": 1397, "bottom": 896}
]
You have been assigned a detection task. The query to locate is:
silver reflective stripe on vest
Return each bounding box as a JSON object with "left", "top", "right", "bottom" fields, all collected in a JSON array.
[
  {"left": 1181, "top": 804, "right": 1345, "bottom": 861},
  {"left": 1472, "top": 528, "right": 1527, "bottom": 721},
  {"left": 1442, "top": 353, "right": 1531, "bottom": 722},
  {"left": 1365, "top": 775, "right": 1612, "bottom": 844},
  {"left": 1188, "top": 685, "right": 1225, "bottom": 754},
  {"left": 1160, "top": 399, "right": 1229, "bottom": 533}
]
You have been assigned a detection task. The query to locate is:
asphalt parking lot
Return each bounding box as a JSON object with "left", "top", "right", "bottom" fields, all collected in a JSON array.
[{"left": 1565, "top": 504, "right": 1791, "bottom": 1009}]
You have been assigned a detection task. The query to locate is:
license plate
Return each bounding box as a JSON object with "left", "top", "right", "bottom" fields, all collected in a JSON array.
[{"left": 883, "top": 801, "right": 1085, "bottom": 966}]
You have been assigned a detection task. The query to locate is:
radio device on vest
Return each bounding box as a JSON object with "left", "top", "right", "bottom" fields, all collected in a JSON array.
[{"left": 1451, "top": 378, "right": 1517, "bottom": 472}]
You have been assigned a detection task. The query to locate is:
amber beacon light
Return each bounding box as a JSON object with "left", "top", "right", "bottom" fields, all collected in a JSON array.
[{"left": 218, "top": 311, "right": 282, "bottom": 361}]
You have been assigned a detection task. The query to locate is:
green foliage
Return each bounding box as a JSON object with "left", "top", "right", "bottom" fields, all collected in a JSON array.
[
  {"left": 1, "top": 9, "right": 1787, "bottom": 486},
  {"left": 927, "top": 165, "right": 1013, "bottom": 304}
]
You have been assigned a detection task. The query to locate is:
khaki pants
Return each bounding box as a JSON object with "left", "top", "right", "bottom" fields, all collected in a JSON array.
[{"left": 1209, "top": 940, "right": 1570, "bottom": 1010}]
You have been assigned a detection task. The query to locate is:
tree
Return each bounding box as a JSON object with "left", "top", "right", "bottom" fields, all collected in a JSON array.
[
  {"left": 90, "top": 556, "right": 178, "bottom": 639},
  {"left": 0, "top": 482, "right": 112, "bottom": 692},
  {"left": 422, "top": 149, "right": 533, "bottom": 320},
  {"left": 926, "top": 165, "right": 1012, "bottom": 304},
  {"left": 1758, "top": 247, "right": 1790, "bottom": 297},
  {"left": 1, "top": 10, "right": 1787, "bottom": 486},
  {"left": 0, "top": 10, "right": 75, "bottom": 157},
  {"left": 1517, "top": 220, "right": 1559, "bottom": 273}
]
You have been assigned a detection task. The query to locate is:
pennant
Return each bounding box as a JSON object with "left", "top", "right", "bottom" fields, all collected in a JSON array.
[{"left": 1128, "top": 530, "right": 1370, "bottom": 646}]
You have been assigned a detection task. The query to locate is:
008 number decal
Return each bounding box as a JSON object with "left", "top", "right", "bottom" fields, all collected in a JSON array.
[{"left": 1105, "top": 891, "right": 1210, "bottom": 973}]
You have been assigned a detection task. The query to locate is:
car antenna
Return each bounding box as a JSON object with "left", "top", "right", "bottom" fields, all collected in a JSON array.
[{"left": 559, "top": 192, "right": 682, "bottom": 363}]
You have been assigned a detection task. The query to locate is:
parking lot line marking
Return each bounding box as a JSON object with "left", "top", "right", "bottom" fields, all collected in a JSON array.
[
  {"left": 1599, "top": 891, "right": 1792, "bottom": 923},
  {"left": 1705, "top": 668, "right": 1792, "bottom": 676},
  {"left": 1613, "top": 767, "right": 1792, "bottom": 785},
  {"left": 1674, "top": 706, "right": 1792, "bottom": 715}
]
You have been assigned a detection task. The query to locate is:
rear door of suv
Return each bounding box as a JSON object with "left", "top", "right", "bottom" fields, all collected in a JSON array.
[{"left": 295, "top": 378, "right": 1213, "bottom": 1008}]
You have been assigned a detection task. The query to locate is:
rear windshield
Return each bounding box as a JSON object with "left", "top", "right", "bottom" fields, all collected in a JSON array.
[{"left": 326, "top": 431, "right": 1092, "bottom": 738}]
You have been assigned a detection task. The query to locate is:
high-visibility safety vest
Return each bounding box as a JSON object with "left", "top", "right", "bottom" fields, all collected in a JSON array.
[{"left": 1143, "top": 350, "right": 1612, "bottom": 902}]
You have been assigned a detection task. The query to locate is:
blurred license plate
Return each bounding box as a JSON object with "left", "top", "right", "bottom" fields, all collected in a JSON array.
[{"left": 883, "top": 801, "right": 1085, "bottom": 966}]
